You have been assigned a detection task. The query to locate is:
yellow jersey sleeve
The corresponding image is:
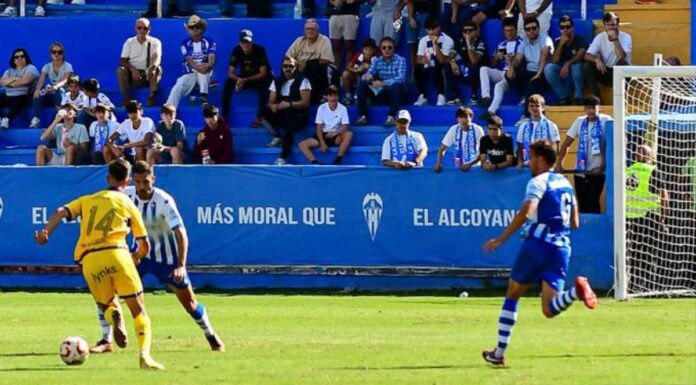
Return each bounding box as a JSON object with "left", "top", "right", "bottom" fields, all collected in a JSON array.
[
  {"left": 127, "top": 200, "right": 148, "bottom": 239},
  {"left": 63, "top": 196, "right": 83, "bottom": 221}
]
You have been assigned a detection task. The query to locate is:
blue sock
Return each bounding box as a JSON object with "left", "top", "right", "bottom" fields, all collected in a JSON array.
[
  {"left": 495, "top": 298, "right": 519, "bottom": 358},
  {"left": 550, "top": 287, "right": 578, "bottom": 316},
  {"left": 189, "top": 303, "right": 215, "bottom": 337}
]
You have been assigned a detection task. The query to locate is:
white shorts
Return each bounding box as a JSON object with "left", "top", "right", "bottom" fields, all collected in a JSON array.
[{"left": 48, "top": 151, "right": 66, "bottom": 166}]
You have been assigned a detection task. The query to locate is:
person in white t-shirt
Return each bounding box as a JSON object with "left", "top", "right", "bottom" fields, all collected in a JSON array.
[
  {"left": 583, "top": 11, "right": 632, "bottom": 102},
  {"left": 434, "top": 106, "right": 485, "bottom": 172},
  {"left": 117, "top": 18, "right": 163, "bottom": 107},
  {"left": 517, "top": 0, "right": 552, "bottom": 38},
  {"left": 105, "top": 100, "right": 155, "bottom": 162},
  {"left": 381, "top": 110, "right": 428, "bottom": 169},
  {"left": 515, "top": 94, "right": 560, "bottom": 168},
  {"left": 414, "top": 16, "right": 454, "bottom": 106},
  {"left": 298, "top": 86, "right": 353, "bottom": 165}
]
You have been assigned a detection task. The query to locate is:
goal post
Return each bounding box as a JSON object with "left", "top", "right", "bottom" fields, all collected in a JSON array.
[{"left": 613, "top": 64, "right": 696, "bottom": 299}]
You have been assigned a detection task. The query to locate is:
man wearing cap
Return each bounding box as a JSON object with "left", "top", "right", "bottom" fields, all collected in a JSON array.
[
  {"left": 193, "top": 105, "right": 233, "bottom": 165},
  {"left": 117, "top": 17, "right": 163, "bottom": 107},
  {"left": 381, "top": 109, "right": 428, "bottom": 169},
  {"left": 167, "top": 15, "right": 217, "bottom": 108},
  {"left": 35, "top": 104, "right": 90, "bottom": 166},
  {"left": 88, "top": 103, "right": 121, "bottom": 165},
  {"left": 285, "top": 19, "right": 336, "bottom": 104},
  {"left": 222, "top": 29, "right": 272, "bottom": 126}
]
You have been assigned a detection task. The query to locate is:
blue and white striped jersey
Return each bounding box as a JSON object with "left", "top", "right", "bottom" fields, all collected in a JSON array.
[
  {"left": 125, "top": 186, "right": 184, "bottom": 265},
  {"left": 521, "top": 172, "right": 576, "bottom": 247}
]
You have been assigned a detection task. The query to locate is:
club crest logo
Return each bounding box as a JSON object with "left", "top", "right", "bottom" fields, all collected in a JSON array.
[{"left": 362, "top": 193, "right": 383, "bottom": 241}]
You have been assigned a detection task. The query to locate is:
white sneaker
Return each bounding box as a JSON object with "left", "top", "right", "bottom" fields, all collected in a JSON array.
[
  {"left": 71, "top": 0, "right": 86, "bottom": 4},
  {"left": 436, "top": 94, "right": 446, "bottom": 106},
  {"left": 46, "top": 0, "right": 63, "bottom": 4},
  {"left": 35, "top": 5, "right": 46, "bottom": 16},
  {"left": 0, "top": 6, "right": 17, "bottom": 17},
  {"left": 30, "top": 117, "right": 40, "bottom": 128},
  {"left": 413, "top": 94, "right": 427, "bottom": 106},
  {"left": 0, "top": 117, "right": 9, "bottom": 129},
  {"left": 274, "top": 158, "right": 287, "bottom": 166}
]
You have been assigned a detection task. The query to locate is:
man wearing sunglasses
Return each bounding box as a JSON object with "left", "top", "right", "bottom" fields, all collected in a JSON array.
[
  {"left": 506, "top": 16, "right": 553, "bottom": 108},
  {"left": 117, "top": 18, "right": 163, "bottom": 107},
  {"left": 543, "top": 15, "right": 587, "bottom": 106}
]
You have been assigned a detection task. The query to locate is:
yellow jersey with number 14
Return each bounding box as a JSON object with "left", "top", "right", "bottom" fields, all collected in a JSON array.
[{"left": 63, "top": 188, "right": 148, "bottom": 263}]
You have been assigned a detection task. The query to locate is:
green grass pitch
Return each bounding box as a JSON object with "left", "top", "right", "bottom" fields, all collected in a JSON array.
[{"left": 0, "top": 292, "right": 694, "bottom": 385}]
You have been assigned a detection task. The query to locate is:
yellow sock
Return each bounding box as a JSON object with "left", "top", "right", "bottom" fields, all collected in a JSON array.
[
  {"left": 104, "top": 306, "right": 117, "bottom": 325},
  {"left": 134, "top": 312, "right": 152, "bottom": 354}
]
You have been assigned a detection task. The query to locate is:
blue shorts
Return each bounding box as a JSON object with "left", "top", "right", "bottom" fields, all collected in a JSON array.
[
  {"left": 137, "top": 257, "right": 191, "bottom": 289},
  {"left": 406, "top": 13, "right": 429, "bottom": 44},
  {"left": 510, "top": 237, "right": 571, "bottom": 292}
]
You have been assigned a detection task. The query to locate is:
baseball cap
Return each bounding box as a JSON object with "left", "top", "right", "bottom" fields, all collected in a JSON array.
[
  {"left": 239, "top": 29, "right": 253, "bottom": 42},
  {"left": 396, "top": 110, "right": 411, "bottom": 123}
]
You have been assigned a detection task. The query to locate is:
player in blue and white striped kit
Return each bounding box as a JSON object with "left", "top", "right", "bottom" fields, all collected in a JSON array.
[
  {"left": 481, "top": 140, "right": 597, "bottom": 366},
  {"left": 90, "top": 161, "right": 224, "bottom": 353}
]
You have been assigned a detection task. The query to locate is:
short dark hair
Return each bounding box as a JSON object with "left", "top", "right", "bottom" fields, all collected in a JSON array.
[
  {"left": 125, "top": 100, "right": 142, "bottom": 113},
  {"left": 424, "top": 16, "right": 440, "bottom": 30},
  {"left": 502, "top": 17, "right": 516, "bottom": 28},
  {"left": 82, "top": 78, "right": 100, "bottom": 94},
  {"left": 559, "top": 15, "right": 574, "bottom": 26},
  {"left": 462, "top": 20, "right": 477, "bottom": 30},
  {"left": 203, "top": 104, "right": 219, "bottom": 117},
  {"left": 455, "top": 106, "right": 473, "bottom": 118},
  {"left": 603, "top": 11, "right": 619, "bottom": 24},
  {"left": 9, "top": 48, "right": 32, "bottom": 69},
  {"left": 362, "top": 38, "right": 377, "bottom": 49},
  {"left": 523, "top": 16, "right": 540, "bottom": 28},
  {"left": 487, "top": 114, "right": 503, "bottom": 128},
  {"left": 108, "top": 159, "right": 131, "bottom": 182},
  {"left": 380, "top": 36, "right": 396, "bottom": 47},
  {"left": 583, "top": 95, "right": 601, "bottom": 107},
  {"left": 132, "top": 160, "right": 153, "bottom": 176},
  {"left": 325, "top": 85, "right": 339, "bottom": 96},
  {"left": 530, "top": 140, "right": 557, "bottom": 166},
  {"left": 160, "top": 103, "right": 176, "bottom": 115}
]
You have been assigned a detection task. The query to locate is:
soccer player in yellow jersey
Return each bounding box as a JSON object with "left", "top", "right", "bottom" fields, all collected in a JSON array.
[{"left": 34, "top": 159, "right": 165, "bottom": 371}]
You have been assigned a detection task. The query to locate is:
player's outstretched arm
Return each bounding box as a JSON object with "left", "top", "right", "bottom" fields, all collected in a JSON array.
[
  {"left": 34, "top": 207, "right": 70, "bottom": 245},
  {"left": 483, "top": 200, "right": 538, "bottom": 252}
]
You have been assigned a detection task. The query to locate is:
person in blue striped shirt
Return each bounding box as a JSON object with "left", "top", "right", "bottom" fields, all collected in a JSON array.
[
  {"left": 90, "top": 161, "right": 224, "bottom": 354},
  {"left": 481, "top": 140, "right": 597, "bottom": 366}
]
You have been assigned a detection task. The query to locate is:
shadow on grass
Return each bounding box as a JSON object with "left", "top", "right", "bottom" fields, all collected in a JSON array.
[
  {"left": 326, "top": 364, "right": 486, "bottom": 371},
  {"left": 0, "top": 367, "right": 70, "bottom": 372},
  {"left": 0, "top": 352, "right": 54, "bottom": 357},
  {"left": 524, "top": 352, "right": 695, "bottom": 359}
]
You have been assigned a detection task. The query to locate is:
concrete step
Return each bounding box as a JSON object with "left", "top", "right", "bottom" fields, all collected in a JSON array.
[
  {"left": 603, "top": 3, "right": 690, "bottom": 23},
  {"left": 616, "top": 0, "right": 689, "bottom": 4}
]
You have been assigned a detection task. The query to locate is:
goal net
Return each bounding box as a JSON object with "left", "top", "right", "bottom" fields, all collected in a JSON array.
[{"left": 614, "top": 63, "right": 696, "bottom": 299}]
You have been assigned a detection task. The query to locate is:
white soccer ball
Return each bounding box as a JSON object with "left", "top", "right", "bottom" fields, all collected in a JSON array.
[{"left": 59, "top": 336, "right": 89, "bottom": 365}]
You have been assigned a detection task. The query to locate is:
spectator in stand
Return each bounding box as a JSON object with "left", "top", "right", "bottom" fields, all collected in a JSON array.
[
  {"left": 117, "top": 17, "right": 163, "bottom": 107},
  {"left": 479, "top": 114, "right": 514, "bottom": 171},
  {"left": 478, "top": 17, "right": 521, "bottom": 119},
  {"left": 515, "top": 94, "right": 560, "bottom": 168},
  {"left": 381, "top": 109, "right": 428, "bottom": 169},
  {"left": 517, "top": 0, "right": 552, "bottom": 38},
  {"left": 298, "top": 86, "right": 353, "bottom": 165},
  {"left": 262, "top": 57, "right": 311, "bottom": 165},
  {"left": 221, "top": 29, "right": 272, "bottom": 126},
  {"left": 470, "top": 0, "right": 518, "bottom": 27},
  {"left": 543, "top": 15, "right": 587, "bottom": 105},
  {"left": 167, "top": 15, "right": 217, "bottom": 108},
  {"left": 355, "top": 36, "right": 407, "bottom": 127},
  {"left": 193, "top": 104, "right": 233, "bottom": 164},
  {"left": 0, "top": 0, "right": 46, "bottom": 17},
  {"left": 445, "top": 21, "right": 486, "bottom": 106},
  {"left": 341, "top": 38, "right": 378, "bottom": 106},
  {"left": 106, "top": 100, "right": 155, "bottom": 162},
  {"left": 506, "top": 16, "right": 553, "bottom": 110},
  {"left": 36, "top": 104, "right": 89, "bottom": 166},
  {"left": 433, "top": 106, "right": 484, "bottom": 172},
  {"left": 147, "top": 103, "right": 186, "bottom": 165},
  {"left": 406, "top": 0, "right": 441, "bottom": 75},
  {"left": 285, "top": 19, "right": 336, "bottom": 104},
  {"left": 60, "top": 75, "right": 87, "bottom": 108},
  {"left": 79, "top": 78, "right": 116, "bottom": 128},
  {"left": 414, "top": 16, "right": 454, "bottom": 107},
  {"left": 556, "top": 95, "right": 611, "bottom": 213},
  {"left": 368, "top": 0, "right": 405, "bottom": 46},
  {"left": 30, "top": 42, "right": 73, "bottom": 129},
  {"left": 142, "top": 0, "right": 193, "bottom": 18},
  {"left": 88, "top": 104, "right": 120, "bottom": 165},
  {"left": 0, "top": 48, "right": 39, "bottom": 129},
  {"left": 441, "top": 0, "right": 486, "bottom": 39},
  {"left": 328, "top": 0, "right": 362, "bottom": 71},
  {"left": 584, "top": 11, "right": 632, "bottom": 103}
]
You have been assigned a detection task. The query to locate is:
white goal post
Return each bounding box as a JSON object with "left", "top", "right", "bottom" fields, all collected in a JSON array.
[{"left": 613, "top": 64, "right": 696, "bottom": 300}]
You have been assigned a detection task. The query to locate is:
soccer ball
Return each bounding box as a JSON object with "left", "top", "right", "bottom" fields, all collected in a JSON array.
[{"left": 59, "top": 336, "right": 89, "bottom": 365}]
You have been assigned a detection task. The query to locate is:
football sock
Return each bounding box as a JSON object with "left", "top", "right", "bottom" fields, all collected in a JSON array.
[
  {"left": 134, "top": 312, "right": 152, "bottom": 355},
  {"left": 549, "top": 287, "right": 578, "bottom": 317},
  {"left": 104, "top": 305, "right": 117, "bottom": 326},
  {"left": 96, "top": 306, "right": 113, "bottom": 343},
  {"left": 495, "top": 298, "right": 519, "bottom": 358},
  {"left": 189, "top": 303, "right": 215, "bottom": 337}
]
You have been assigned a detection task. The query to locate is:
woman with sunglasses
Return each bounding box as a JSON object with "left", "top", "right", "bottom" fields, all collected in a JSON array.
[
  {"left": 0, "top": 48, "right": 39, "bottom": 129},
  {"left": 30, "top": 42, "right": 74, "bottom": 129}
]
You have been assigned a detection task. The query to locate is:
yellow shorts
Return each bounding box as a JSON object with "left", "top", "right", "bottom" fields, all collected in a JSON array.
[{"left": 81, "top": 247, "right": 143, "bottom": 306}]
